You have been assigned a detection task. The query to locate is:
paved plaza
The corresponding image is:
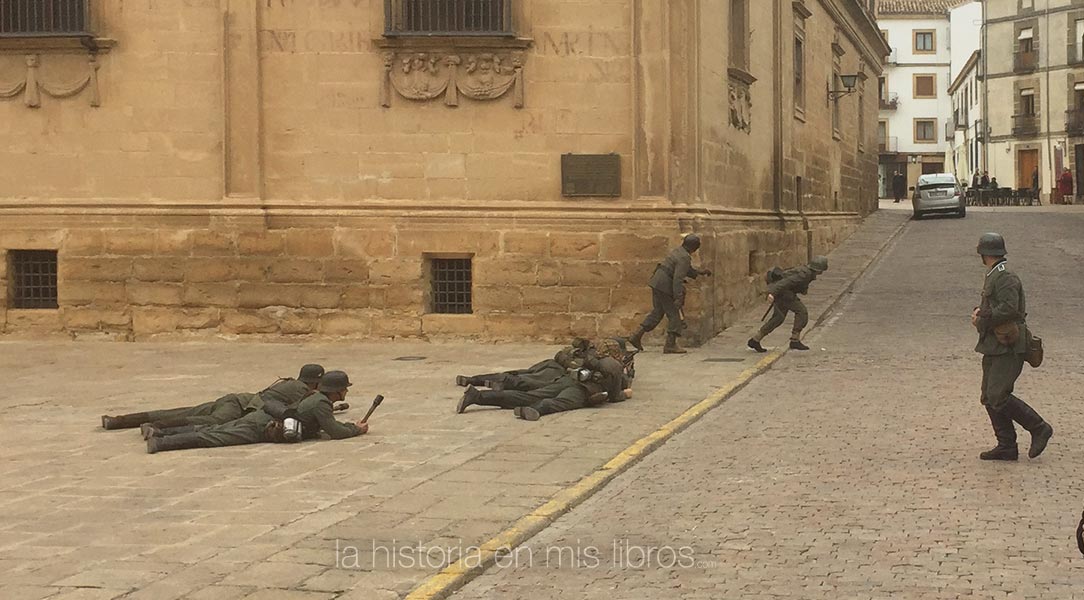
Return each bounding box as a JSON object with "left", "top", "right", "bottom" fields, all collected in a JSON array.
[{"left": 7, "top": 206, "right": 1083, "bottom": 599}]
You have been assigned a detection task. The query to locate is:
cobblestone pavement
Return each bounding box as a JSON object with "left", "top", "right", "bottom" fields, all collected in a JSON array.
[
  {"left": 0, "top": 210, "right": 906, "bottom": 600},
  {"left": 455, "top": 207, "right": 1084, "bottom": 599}
]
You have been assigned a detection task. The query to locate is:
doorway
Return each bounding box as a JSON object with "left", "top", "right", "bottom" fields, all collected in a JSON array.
[{"left": 1017, "top": 149, "right": 1040, "bottom": 190}]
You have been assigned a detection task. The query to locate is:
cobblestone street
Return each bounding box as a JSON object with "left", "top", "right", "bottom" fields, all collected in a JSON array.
[
  {"left": 0, "top": 212, "right": 905, "bottom": 600},
  {"left": 454, "top": 205, "right": 1084, "bottom": 599}
]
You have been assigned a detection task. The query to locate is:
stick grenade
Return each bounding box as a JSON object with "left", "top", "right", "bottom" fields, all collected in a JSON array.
[{"left": 360, "top": 395, "right": 384, "bottom": 424}]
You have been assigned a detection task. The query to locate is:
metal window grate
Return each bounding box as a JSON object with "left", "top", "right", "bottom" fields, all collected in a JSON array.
[
  {"left": 0, "top": 0, "right": 90, "bottom": 37},
  {"left": 430, "top": 258, "right": 472, "bottom": 314},
  {"left": 10, "top": 250, "right": 59, "bottom": 309},
  {"left": 385, "top": 0, "right": 513, "bottom": 37}
]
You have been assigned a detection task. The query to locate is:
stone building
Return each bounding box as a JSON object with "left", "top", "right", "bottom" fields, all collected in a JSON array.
[
  {"left": 0, "top": 1, "right": 886, "bottom": 342},
  {"left": 983, "top": 0, "right": 1084, "bottom": 202}
]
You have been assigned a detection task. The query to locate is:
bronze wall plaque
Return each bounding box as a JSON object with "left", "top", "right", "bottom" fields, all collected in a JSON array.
[{"left": 561, "top": 153, "right": 621, "bottom": 197}]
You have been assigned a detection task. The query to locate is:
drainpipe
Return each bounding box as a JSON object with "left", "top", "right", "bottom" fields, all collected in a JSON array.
[
  {"left": 981, "top": 0, "right": 989, "bottom": 172},
  {"left": 1043, "top": 0, "right": 1054, "bottom": 201}
]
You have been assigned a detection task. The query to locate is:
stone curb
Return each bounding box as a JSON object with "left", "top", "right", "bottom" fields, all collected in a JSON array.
[{"left": 404, "top": 214, "right": 911, "bottom": 600}]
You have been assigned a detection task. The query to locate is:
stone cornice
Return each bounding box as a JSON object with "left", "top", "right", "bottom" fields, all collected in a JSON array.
[
  {"left": 0, "top": 36, "right": 116, "bottom": 55},
  {"left": 0, "top": 199, "right": 859, "bottom": 223},
  {"left": 817, "top": 0, "right": 892, "bottom": 74}
]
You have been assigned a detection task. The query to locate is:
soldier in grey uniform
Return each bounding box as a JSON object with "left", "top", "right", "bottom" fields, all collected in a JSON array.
[
  {"left": 747, "top": 256, "right": 828, "bottom": 352},
  {"left": 456, "top": 356, "right": 630, "bottom": 421},
  {"left": 628, "top": 234, "right": 712, "bottom": 354},
  {"left": 972, "top": 233, "right": 1052, "bottom": 461},
  {"left": 454, "top": 350, "right": 577, "bottom": 392},
  {"left": 101, "top": 364, "right": 325, "bottom": 431},
  {"left": 146, "top": 370, "right": 368, "bottom": 454}
]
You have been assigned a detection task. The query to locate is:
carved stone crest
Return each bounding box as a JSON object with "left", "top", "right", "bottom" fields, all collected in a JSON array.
[{"left": 382, "top": 50, "right": 525, "bottom": 108}]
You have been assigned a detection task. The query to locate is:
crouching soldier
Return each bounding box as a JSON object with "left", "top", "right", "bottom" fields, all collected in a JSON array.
[
  {"left": 747, "top": 256, "right": 828, "bottom": 352},
  {"left": 146, "top": 371, "right": 367, "bottom": 453},
  {"left": 456, "top": 356, "right": 630, "bottom": 421},
  {"left": 628, "top": 235, "right": 712, "bottom": 355},
  {"left": 101, "top": 364, "right": 325, "bottom": 431}
]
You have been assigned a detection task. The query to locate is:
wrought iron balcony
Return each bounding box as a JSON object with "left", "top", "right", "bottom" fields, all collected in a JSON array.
[
  {"left": 1067, "top": 109, "right": 1084, "bottom": 135},
  {"left": 879, "top": 92, "right": 899, "bottom": 111},
  {"left": 1014, "top": 49, "right": 1039, "bottom": 73},
  {"left": 1012, "top": 113, "right": 1040, "bottom": 137}
]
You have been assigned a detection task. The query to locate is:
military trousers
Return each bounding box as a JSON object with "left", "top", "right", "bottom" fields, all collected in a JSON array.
[
  {"left": 980, "top": 353, "right": 1045, "bottom": 448},
  {"left": 474, "top": 380, "right": 589, "bottom": 417},
  {"left": 143, "top": 394, "right": 251, "bottom": 427},
  {"left": 467, "top": 371, "right": 565, "bottom": 392},
  {"left": 754, "top": 294, "right": 808, "bottom": 341},
  {"left": 640, "top": 289, "right": 684, "bottom": 336},
  {"left": 190, "top": 410, "right": 275, "bottom": 448}
]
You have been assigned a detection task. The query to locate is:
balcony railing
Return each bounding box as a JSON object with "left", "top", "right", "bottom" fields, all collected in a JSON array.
[
  {"left": 1067, "top": 109, "right": 1084, "bottom": 135},
  {"left": 886, "top": 48, "right": 898, "bottom": 64},
  {"left": 878, "top": 136, "right": 899, "bottom": 154},
  {"left": 0, "top": 0, "right": 89, "bottom": 37},
  {"left": 1012, "top": 113, "right": 1040, "bottom": 137},
  {"left": 1014, "top": 49, "right": 1039, "bottom": 73},
  {"left": 384, "top": 0, "right": 514, "bottom": 37},
  {"left": 879, "top": 92, "right": 899, "bottom": 111}
]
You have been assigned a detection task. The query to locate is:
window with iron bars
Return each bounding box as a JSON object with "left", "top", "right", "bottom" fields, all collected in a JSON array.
[
  {"left": 429, "top": 257, "right": 473, "bottom": 314},
  {"left": 9, "top": 250, "right": 59, "bottom": 309},
  {"left": 385, "top": 0, "right": 513, "bottom": 37},
  {"left": 0, "top": 0, "right": 90, "bottom": 37}
]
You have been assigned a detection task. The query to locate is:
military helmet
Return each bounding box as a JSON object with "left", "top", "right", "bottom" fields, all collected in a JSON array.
[
  {"left": 682, "top": 234, "right": 702, "bottom": 253},
  {"left": 809, "top": 256, "right": 829, "bottom": 273},
  {"left": 318, "top": 370, "right": 353, "bottom": 393},
  {"left": 977, "top": 232, "right": 1007, "bottom": 257},
  {"left": 298, "top": 364, "right": 325, "bottom": 385}
]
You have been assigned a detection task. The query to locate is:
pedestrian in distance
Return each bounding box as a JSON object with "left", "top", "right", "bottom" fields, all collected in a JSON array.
[
  {"left": 747, "top": 256, "right": 828, "bottom": 353},
  {"left": 971, "top": 233, "right": 1052, "bottom": 461},
  {"left": 627, "top": 234, "right": 712, "bottom": 355},
  {"left": 892, "top": 171, "right": 907, "bottom": 203}
]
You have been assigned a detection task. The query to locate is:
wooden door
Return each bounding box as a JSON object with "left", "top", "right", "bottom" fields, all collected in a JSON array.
[{"left": 1017, "top": 149, "right": 1039, "bottom": 190}]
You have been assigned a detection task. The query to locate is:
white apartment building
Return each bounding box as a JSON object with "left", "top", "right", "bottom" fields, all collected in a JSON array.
[{"left": 876, "top": 1, "right": 975, "bottom": 197}]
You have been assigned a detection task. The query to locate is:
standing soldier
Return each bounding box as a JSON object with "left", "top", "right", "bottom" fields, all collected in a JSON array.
[
  {"left": 747, "top": 256, "right": 828, "bottom": 353},
  {"left": 627, "top": 234, "right": 712, "bottom": 354},
  {"left": 972, "top": 233, "right": 1053, "bottom": 461}
]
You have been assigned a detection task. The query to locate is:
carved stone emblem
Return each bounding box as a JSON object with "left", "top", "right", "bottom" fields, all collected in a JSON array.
[
  {"left": 0, "top": 53, "right": 101, "bottom": 108},
  {"left": 382, "top": 50, "right": 525, "bottom": 108}
]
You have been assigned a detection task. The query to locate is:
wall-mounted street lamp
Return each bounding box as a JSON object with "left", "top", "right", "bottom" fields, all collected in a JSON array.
[{"left": 827, "top": 74, "right": 860, "bottom": 101}]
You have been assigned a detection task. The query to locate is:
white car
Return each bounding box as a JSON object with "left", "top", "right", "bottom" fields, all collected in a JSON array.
[{"left": 911, "top": 173, "right": 966, "bottom": 219}]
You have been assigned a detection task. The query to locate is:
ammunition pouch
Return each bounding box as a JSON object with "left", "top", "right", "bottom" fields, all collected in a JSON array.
[
  {"left": 1025, "top": 333, "right": 1044, "bottom": 368},
  {"left": 262, "top": 398, "right": 291, "bottom": 420},
  {"left": 263, "top": 416, "right": 303, "bottom": 444},
  {"left": 993, "top": 321, "right": 1021, "bottom": 347}
]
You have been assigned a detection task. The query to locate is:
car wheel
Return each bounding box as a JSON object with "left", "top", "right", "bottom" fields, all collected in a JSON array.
[{"left": 912, "top": 211, "right": 924, "bottom": 220}]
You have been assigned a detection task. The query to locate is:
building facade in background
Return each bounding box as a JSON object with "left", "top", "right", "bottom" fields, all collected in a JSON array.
[
  {"left": 0, "top": 1, "right": 886, "bottom": 342},
  {"left": 983, "top": 0, "right": 1084, "bottom": 203},
  {"left": 876, "top": 0, "right": 980, "bottom": 196},
  {"left": 948, "top": 49, "right": 985, "bottom": 184}
]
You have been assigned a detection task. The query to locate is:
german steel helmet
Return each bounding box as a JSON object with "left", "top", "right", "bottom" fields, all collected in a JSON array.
[
  {"left": 809, "top": 256, "right": 829, "bottom": 273},
  {"left": 977, "top": 232, "right": 1007, "bottom": 257},
  {"left": 682, "top": 234, "right": 702, "bottom": 252},
  {"left": 318, "top": 370, "right": 353, "bottom": 393},
  {"left": 298, "top": 364, "right": 325, "bottom": 384}
]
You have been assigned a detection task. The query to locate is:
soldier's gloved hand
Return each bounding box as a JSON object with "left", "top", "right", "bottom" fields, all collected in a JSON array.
[
  {"left": 623, "top": 389, "right": 633, "bottom": 399},
  {"left": 333, "top": 402, "right": 350, "bottom": 412},
  {"left": 767, "top": 293, "right": 775, "bottom": 304},
  {"left": 354, "top": 421, "right": 369, "bottom": 434}
]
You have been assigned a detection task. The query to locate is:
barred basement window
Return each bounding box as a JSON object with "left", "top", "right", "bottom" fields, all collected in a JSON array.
[
  {"left": 0, "top": 0, "right": 90, "bottom": 37},
  {"left": 385, "top": 0, "right": 513, "bottom": 37},
  {"left": 9, "top": 250, "right": 58, "bottom": 309},
  {"left": 430, "top": 257, "right": 472, "bottom": 314}
]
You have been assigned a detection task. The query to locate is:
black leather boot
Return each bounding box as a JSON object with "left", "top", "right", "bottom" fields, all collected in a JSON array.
[
  {"left": 789, "top": 340, "right": 810, "bottom": 351},
  {"left": 747, "top": 338, "right": 767, "bottom": 353},
  {"left": 663, "top": 333, "right": 687, "bottom": 354},
  {"left": 1006, "top": 396, "right": 1053, "bottom": 458},
  {"left": 628, "top": 328, "right": 646, "bottom": 352},
  {"left": 457, "top": 385, "right": 481, "bottom": 414},
  {"left": 980, "top": 405, "right": 1018, "bottom": 460},
  {"left": 101, "top": 412, "right": 152, "bottom": 430},
  {"left": 146, "top": 432, "right": 208, "bottom": 454}
]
